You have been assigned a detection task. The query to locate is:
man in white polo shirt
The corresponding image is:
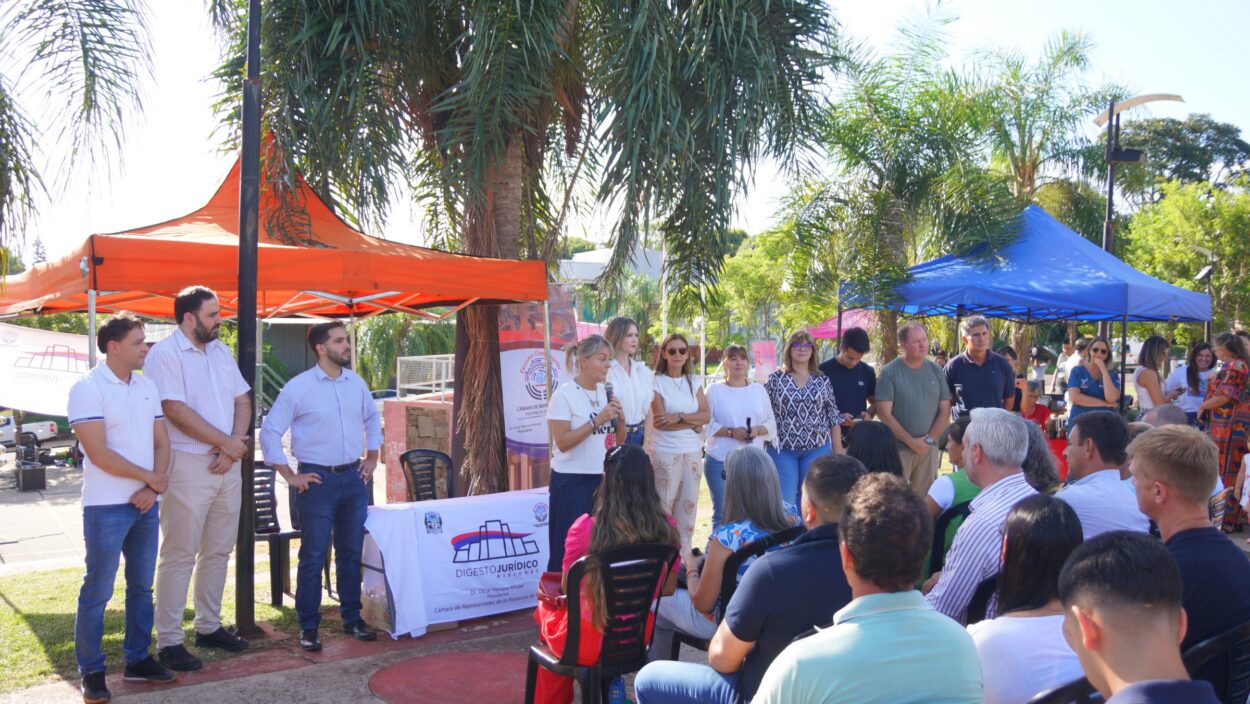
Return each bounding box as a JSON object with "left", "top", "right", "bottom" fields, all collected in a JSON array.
[
  {"left": 144, "top": 286, "right": 252, "bottom": 671},
  {"left": 69, "top": 312, "right": 175, "bottom": 702}
]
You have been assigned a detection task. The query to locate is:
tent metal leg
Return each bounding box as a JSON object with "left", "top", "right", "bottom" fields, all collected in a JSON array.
[
  {"left": 1119, "top": 315, "right": 1128, "bottom": 412},
  {"left": 87, "top": 289, "right": 98, "bottom": 368},
  {"left": 543, "top": 300, "right": 552, "bottom": 400}
]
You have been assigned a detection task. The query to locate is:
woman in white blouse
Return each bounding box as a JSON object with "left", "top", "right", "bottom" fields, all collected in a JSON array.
[
  {"left": 966, "top": 494, "right": 1084, "bottom": 704},
  {"left": 604, "top": 316, "right": 655, "bottom": 448},
  {"left": 651, "top": 332, "right": 711, "bottom": 559},
  {"left": 704, "top": 343, "right": 776, "bottom": 529}
]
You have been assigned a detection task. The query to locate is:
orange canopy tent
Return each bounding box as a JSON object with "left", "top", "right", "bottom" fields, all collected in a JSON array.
[{"left": 0, "top": 158, "right": 548, "bottom": 320}]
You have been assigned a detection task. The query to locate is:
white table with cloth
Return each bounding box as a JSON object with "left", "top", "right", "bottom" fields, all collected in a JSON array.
[{"left": 363, "top": 487, "right": 551, "bottom": 638}]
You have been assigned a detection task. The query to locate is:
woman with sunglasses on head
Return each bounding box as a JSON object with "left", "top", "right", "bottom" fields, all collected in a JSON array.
[
  {"left": 1199, "top": 332, "right": 1250, "bottom": 533},
  {"left": 545, "top": 335, "right": 625, "bottom": 572},
  {"left": 1165, "top": 342, "right": 1218, "bottom": 428},
  {"left": 533, "top": 444, "right": 680, "bottom": 704},
  {"left": 604, "top": 316, "right": 655, "bottom": 448},
  {"left": 1065, "top": 335, "right": 1121, "bottom": 427},
  {"left": 764, "top": 330, "right": 844, "bottom": 505},
  {"left": 651, "top": 332, "right": 711, "bottom": 559},
  {"left": 703, "top": 343, "right": 775, "bottom": 530},
  {"left": 965, "top": 494, "right": 1084, "bottom": 704}
]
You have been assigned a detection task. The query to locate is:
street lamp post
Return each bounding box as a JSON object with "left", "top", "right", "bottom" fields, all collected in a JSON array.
[{"left": 1189, "top": 244, "right": 1216, "bottom": 343}]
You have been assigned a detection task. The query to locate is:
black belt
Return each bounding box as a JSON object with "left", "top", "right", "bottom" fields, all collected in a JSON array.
[
  {"left": 300, "top": 460, "right": 360, "bottom": 474},
  {"left": 625, "top": 423, "right": 644, "bottom": 433}
]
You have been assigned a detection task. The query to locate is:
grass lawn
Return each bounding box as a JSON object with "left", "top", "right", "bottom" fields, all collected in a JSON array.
[{"left": 0, "top": 543, "right": 309, "bottom": 693}]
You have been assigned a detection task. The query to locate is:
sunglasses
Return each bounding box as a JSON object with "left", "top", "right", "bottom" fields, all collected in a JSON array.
[
  {"left": 791, "top": 342, "right": 813, "bottom": 350},
  {"left": 666, "top": 347, "right": 688, "bottom": 356},
  {"left": 1091, "top": 348, "right": 1109, "bottom": 355}
]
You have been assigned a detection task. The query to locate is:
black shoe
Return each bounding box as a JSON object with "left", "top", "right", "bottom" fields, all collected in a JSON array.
[
  {"left": 81, "top": 671, "right": 111, "bottom": 703},
  {"left": 157, "top": 644, "right": 203, "bottom": 672},
  {"left": 342, "top": 620, "right": 378, "bottom": 641},
  {"left": 122, "top": 656, "right": 177, "bottom": 684},
  {"left": 299, "top": 629, "right": 322, "bottom": 652},
  {"left": 195, "top": 626, "right": 249, "bottom": 652}
]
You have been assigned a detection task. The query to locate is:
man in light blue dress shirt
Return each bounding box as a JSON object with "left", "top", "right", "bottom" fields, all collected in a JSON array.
[{"left": 260, "top": 322, "right": 382, "bottom": 652}]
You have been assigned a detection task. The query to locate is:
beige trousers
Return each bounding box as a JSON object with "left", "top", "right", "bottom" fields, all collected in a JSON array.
[
  {"left": 651, "top": 450, "right": 702, "bottom": 560},
  {"left": 898, "top": 444, "right": 941, "bottom": 495},
  {"left": 155, "top": 449, "right": 242, "bottom": 647}
]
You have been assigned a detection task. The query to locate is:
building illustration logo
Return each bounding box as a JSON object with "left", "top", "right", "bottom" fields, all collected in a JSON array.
[{"left": 450, "top": 519, "right": 541, "bottom": 563}]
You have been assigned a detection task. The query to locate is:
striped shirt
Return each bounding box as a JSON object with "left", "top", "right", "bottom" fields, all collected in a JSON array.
[
  {"left": 925, "top": 471, "right": 1036, "bottom": 623},
  {"left": 144, "top": 327, "right": 251, "bottom": 454},
  {"left": 259, "top": 365, "right": 381, "bottom": 467}
]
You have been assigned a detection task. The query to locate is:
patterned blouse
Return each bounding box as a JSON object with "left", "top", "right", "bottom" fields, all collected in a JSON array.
[
  {"left": 765, "top": 370, "right": 842, "bottom": 450},
  {"left": 711, "top": 502, "right": 802, "bottom": 580}
]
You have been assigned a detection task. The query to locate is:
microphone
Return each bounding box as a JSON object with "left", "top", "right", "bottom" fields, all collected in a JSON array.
[
  {"left": 604, "top": 382, "right": 618, "bottom": 431},
  {"left": 746, "top": 417, "right": 752, "bottom": 441}
]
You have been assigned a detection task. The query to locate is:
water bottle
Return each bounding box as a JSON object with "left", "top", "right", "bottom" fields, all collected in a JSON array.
[{"left": 607, "top": 676, "right": 626, "bottom": 704}]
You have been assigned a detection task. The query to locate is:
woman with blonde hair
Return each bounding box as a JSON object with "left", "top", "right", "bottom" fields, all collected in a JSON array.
[
  {"left": 1065, "top": 335, "right": 1120, "bottom": 426},
  {"left": 545, "top": 335, "right": 624, "bottom": 570},
  {"left": 651, "top": 332, "right": 710, "bottom": 559},
  {"left": 764, "top": 329, "right": 843, "bottom": 504},
  {"left": 604, "top": 316, "right": 654, "bottom": 447},
  {"left": 703, "top": 343, "right": 775, "bottom": 529}
]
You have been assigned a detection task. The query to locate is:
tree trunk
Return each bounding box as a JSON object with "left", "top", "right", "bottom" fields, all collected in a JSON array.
[
  {"left": 1009, "top": 322, "right": 1032, "bottom": 375},
  {"left": 458, "top": 138, "right": 525, "bottom": 495},
  {"left": 878, "top": 310, "right": 899, "bottom": 364}
]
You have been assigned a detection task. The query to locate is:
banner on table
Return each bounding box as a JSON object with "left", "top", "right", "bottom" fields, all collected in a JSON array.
[
  {"left": 752, "top": 340, "right": 777, "bottom": 382},
  {"left": 0, "top": 322, "right": 90, "bottom": 416},
  {"left": 364, "top": 488, "right": 551, "bottom": 638},
  {"left": 498, "top": 284, "right": 577, "bottom": 490}
]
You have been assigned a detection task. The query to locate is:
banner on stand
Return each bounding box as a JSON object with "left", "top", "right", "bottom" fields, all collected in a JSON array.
[
  {"left": 751, "top": 340, "right": 777, "bottom": 383},
  {"left": 0, "top": 323, "right": 90, "bottom": 416},
  {"left": 498, "top": 284, "right": 577, "bottom": 490}
]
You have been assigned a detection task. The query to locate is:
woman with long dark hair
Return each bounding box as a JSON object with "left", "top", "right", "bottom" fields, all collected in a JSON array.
[
  {"left": 765, "top": 329, "right": 843, "bottom": 505},
  {"left": 605, "top": 316, "right": 654, "bottom": 447},
  {"left": 1134, "top": 335, "right": 1182, "bottom": 412},
  {"left": 651, "top": 332, "right": 710, "bottom": 558},
  {"left": 545, "top": 335, "right": 624, "bottom": 571},
  {"left": 1065, "top": 335, "right": 1120, "bottom": 425},
  {"left": 1200, "top": 332, "right": 1250, "bottom": 532},
  {"left": 966, "top": 495, "right": 1084, "bottom": 704},
  {"left": 845, "top": 421, "right": 904, "bottom": 477},
  {"left": 1166, "top": 342, "right": 1218, "bottom": 427},
  {"left": 533, "top": 444, "right": 680, "bottom": 704}
]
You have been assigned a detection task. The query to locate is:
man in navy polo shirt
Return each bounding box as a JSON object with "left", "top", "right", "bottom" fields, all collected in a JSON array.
[
  {"left": 818, "top": 327, "right": 877, "bottom": 448},
  {"left": 633, "top": 454, "right": 861, "bottom": 704},
  {"left": 945, "top": 316, "right": 1015, "bottom": 418}
]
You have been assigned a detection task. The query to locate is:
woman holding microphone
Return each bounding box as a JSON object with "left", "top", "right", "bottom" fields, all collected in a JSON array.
[
  {"left": 703, "top": 343, "right": 775, "bottom": 529},
  {"left": 604, "top": 316, "right": 654, "bottom": 447},
  {"left": 651, "top": 332, "right": 710, "bottom": 559},
  {"left": 545, "top": 335, "right": 625, "bottom": 571}
]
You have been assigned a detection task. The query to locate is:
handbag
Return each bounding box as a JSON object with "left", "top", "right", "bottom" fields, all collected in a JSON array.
[{"left": 537, "top": 571, "right": 565, "bottom": 608}]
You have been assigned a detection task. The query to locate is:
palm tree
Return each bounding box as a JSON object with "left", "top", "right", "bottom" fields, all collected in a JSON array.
[
  {"left": 784, "top": 15, "right": 1016, "bottom": 361},
  {"left": 0, "top": 0, "right": 150, "bottom": 261},
  {"left": 210, "top": 1, "right": 836, "bottom": 494}
]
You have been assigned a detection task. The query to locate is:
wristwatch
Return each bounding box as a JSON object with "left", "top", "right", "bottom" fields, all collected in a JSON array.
[{"left": 924, "top": 436, "right": 934, "bottom": 446}]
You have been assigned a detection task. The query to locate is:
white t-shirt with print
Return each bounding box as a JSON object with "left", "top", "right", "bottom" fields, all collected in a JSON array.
[{"left": 547, "top": 380, "right": 614, "bottom": 474}]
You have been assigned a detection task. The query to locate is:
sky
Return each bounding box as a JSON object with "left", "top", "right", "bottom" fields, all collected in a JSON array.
[{"left": 10, "top": 0, "right": 1250, "bottom": 264}]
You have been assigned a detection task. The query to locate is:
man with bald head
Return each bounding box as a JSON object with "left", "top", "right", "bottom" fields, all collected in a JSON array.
[{"left": 874, "top": 323, "right": 951, "bottom": 494}]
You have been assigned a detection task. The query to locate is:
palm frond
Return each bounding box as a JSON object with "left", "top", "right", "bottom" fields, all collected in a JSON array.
[{"left": 0, "top": 77, "right": 41, "bottom": 254}]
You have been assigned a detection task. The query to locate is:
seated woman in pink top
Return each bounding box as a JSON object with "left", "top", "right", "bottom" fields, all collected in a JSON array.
[{"left": 533, "top": 444, "right": 680, "bottom": 704}]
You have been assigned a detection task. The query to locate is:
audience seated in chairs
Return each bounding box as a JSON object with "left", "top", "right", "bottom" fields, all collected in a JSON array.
[
  {"left": 924, "top": 416, "right": 979, "bottom": 577},
  {"left": 633, "top": 454, "right": 862, "bottom": 704},
  {"left": 1057, "top": 412, "right": 1150, "bottom": 538},
  {"left": 648, "top": 446, "right": 801, "bottom": 661},
  {"left": 924, "top": 408, "right": 1036, "bottom": 623},
  {"left": 531, "top": 444, "right": 680, "bottom": 704},
  {"left": 1127, "top": 425, "right": 1250, "bottom": 683},
  {"left": 753, "top": 473, "right": 982, "bottom": 704},
  {"left": 967, "top": 495, "right": 1084, "bottom": 704},
  {"left": 1057, "top": 531, "right": 1220, "bottom": 703}
]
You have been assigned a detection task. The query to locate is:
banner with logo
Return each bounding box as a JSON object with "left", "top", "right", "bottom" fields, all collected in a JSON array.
[
  {"left": 498, "top": 284, "right": 578, "bottom": 490},
  {"left": 0, "top": 322, "right": 90, "bottom": 416},
  {"left": 363, "top": 488, "right": 550, "bottom": 638},
  {"left": 752, "top": 339, "right": 777, "bottom": 382}
]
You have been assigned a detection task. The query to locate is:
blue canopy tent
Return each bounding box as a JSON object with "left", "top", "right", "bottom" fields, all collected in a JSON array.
[
  {"left": 839, "top": 205, "right": 1211, "bottom": 323},
  {"left": 837, "top": 205, "right": 1211, "bottom": 410}
]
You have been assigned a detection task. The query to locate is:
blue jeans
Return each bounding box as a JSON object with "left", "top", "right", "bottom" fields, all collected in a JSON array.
[
  {"left": 546, "top": 471, "right": 603, "bottom": 571},
  {"left": 625, "top": 426, "right": 646, "bottom": 447},
  {"left": 768, "top": 441, "right": 832, "bottom": 506},
  {"left": 75, "top": 503, "right": 160, "bottom": 675},
  {"left": 296, "top": 467, "right": 369, "bottom": 630},
  {"left": 634, "top": 660, "right": 739, "bottom": 704},
  {"left": 703, "top": 456, "right": 726, "bottom": 530}
]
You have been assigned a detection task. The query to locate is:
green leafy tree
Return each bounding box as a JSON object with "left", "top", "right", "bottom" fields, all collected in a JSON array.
[
  {"left": 1113, "top": 114, "right": 1250, "bottom": 204},
  {"left": 1124, "top": 179, "right": 1250, "bottom": 333},
  {"left": 558, "top": 236, "right": 597, "bottom": 259},
  {"left": 1035, "top": 178, "right": 1107, "bottom": 244},
  {"left": 1, "top": 245, "right": 24, "bottom": 275},
  {"left": 355, "top": 317, "right": 456, "bottom": 391},
  {"left": 210, "top": 0, "right": 835, "bottom": 493}
]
